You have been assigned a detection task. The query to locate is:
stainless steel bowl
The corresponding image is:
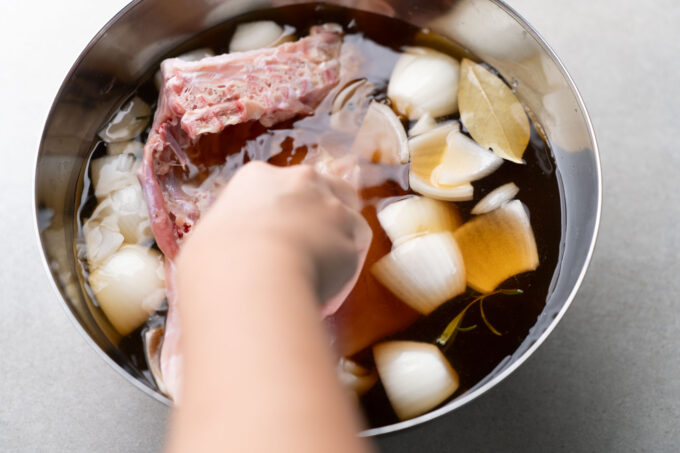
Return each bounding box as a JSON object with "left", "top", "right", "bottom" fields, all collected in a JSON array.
[{"left": 34, "top": 0, "right": 601, "bottom": 436}]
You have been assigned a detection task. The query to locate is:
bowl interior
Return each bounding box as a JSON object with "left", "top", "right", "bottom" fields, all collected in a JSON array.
[{"left": 35, "top": 0, "right": 600, "bottom": 436}]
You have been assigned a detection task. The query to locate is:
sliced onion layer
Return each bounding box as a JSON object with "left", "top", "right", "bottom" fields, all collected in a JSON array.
[
  {"left": 408, "top": 112, "right": 436, "bottom": 137},
  {"left": 410, "top": 122, "right": 502, "bottom": 193},
  {"left": 98, "top": 96, "right": 151, "bottom": 143},
  {"left": 337, "top": 358, "right": 377, "bottom": 396},
  {"left": 89, "top": 245, "right": 165, "bottom": 336},
  {"left": 408, "top": 123, "right": 473, "bottom": 201},
  {"left": 434, "top": 128, "right": 503, "bottom": 186},
  {"left": 471, "top": 182, "right": 519, "bottom": 215},
  {"left": 373, "top": 341, "right": 459, "bottom": 420},
  {"left": 377, "top": 196, "right": 462, "bottom": 247},
  {"left": 350, "top": 101, "right": 408, "bottom": 164},
  {"left": 371, "top": 232, "right": 466, "bottom": 314},
  {"left": 229, "top": 21, "right": 295, "bottom": 53},
  {"left": 387, "top": 47, "right": 461, "bottom": 120},
  {"left": 409, "top": 174, "right": 474, "bottom": 201},
  {"left": 454, "top": 200, "right": 538, "bottom": 293}
]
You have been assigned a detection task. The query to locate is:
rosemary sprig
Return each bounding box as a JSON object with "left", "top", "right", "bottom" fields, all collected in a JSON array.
[{"left": 435, "top": 288, "right": 523, "bottom": 350}]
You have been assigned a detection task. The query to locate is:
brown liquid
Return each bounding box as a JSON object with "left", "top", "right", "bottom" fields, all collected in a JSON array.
[{"left": 78, "top": 4, "right": 563, "bottom": 428}]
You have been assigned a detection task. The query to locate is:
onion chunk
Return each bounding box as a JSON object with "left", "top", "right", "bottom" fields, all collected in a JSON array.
[
  {"left": 374, "top": 341, "right": 459, "bottom": 420},
  {"left": 454, "top": 200, "right": 538, "bottom": 293},
  {"left": 371, "top": 232, "right": 466, "bottom": 314},
  {"left": 350, "top": 101, "right": 408, "bottom": 164},
  {"left": 330, "top": 79, "right": 374, "bottom": 135},
  {"left": 377, "top": 196, "right": 462, "bottom": 247},
  {"left": 90, "top": 154, "right": 138, "bottom": 201},
  {"left": 229, "top": 21, "right": 295, "bottom": 53},
  {"left": 408, "top": 123, "right": 474, "bottom": 201},
  {"left": 89, "top": 245, "right": 165, "bottom": 336}
]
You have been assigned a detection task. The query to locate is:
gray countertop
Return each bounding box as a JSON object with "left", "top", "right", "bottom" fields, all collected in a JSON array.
[{"left": 1, "top": 0, "right": 678, "bottom": 451}]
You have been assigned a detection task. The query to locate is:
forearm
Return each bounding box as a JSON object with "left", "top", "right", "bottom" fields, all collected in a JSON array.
[{"left": 167, "top": 235, "right": 373, "bottom": 453}]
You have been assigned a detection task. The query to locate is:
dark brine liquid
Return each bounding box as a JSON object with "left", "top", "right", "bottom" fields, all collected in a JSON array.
[{"left": 79, "top": 4, "right": 563, "bottom": 429}]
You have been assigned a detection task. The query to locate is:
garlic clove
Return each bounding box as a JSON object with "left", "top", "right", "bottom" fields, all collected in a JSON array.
[
  {"left": 229, "top": 21, "right": 295, "bottom": 53},
  {"left": 350, "top": 101, "right": 408, "bottom": 164},
  {"left": 387, "top": 47, "right": 460, "bottom": 120},
  {"left": 377, "top": 196, "right": 462, "bottom": 247},
  {"left": 88, "top": 245, "right": 165, "bottom": 336},
  {"left": 471, "top": 182, "right": 519, "bottom": 215},
  {"left": 98, "top": 96, "right": 151, "bottom": 143},
  {"left": 371, "top": 232, "right": 466, "bottom": 314},
  {"left": 373, "top": 341, "right": 459, "bottom": 420},
  {"left": 454, "top": 200, "right": 538, "bottom": 293}
]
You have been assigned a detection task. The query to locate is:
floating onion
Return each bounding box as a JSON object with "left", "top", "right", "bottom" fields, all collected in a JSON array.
[
  {"left": 377, "top": 196, "right": 461, "bottom": 247},
  {"left": 371, "top": 232, "right": 466, "bottom": 314},
  {"left": 373, "top": 341, "right": 459, "bottom": 420},
  {"left": 454, "top": 200, "right": 538, "bottom": 293}
]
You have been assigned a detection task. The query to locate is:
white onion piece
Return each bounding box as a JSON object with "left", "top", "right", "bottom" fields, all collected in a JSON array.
[
  {"left": 98, "top": 96, "right": 151, "bottom": 143},
  {"left": 434, "top": 128, "right": 503, "bottom": 186},
  {"left": 387, "top": 47, "right": 460, "bottom": 120},
  {"left": 471, "top": 182, "right": 519, "bottom": 215},
  {"left": 108, "top": 184, "right": 154, "bottom": 244},
  {"left": 90, "top": 154, "right": 139, "bottom": 200},
  {"left": 337, "top": 358, "right": 377, "bottom": 396},
  {"left": 371, "top": 232, "right": 466, "bottom": 314},
  {"left": 229, "top": 21, "right": 295, "bottom": 53},
  {"left": 374, "top": 341, "right": 459, "bottom": 420},
  {"left": 86, "top": 184, "right": 152, "bottom": 246},
  {"left": 107, "top": 139, "right": 144, "bottom": 158},
  {"left": 154, "top": 48, "right": 215, "bottom": 90},
  {"left": 83, "top": 213, "right": 124, "bottom": 269},
  {"left": 409, "top": 121, "right": 457, "bottom": 152},
  {"left": 350, "top": 101, "right": 409, "bottom": 164},
  {"left": 89, "top": 245, "right": 165, "bottom": 336},
  {"left": 408, "top": 123, "right": 474, "bottom": 201},
  {"left": 330, "top": 79, "right": 374, "bottom": 135},
  {"left": 408, "top": 112, "right": 436, "bottom": 137},
  {"left": 409, "top": 173, "right": 474, "bottom": 202},
  {"left": 377, "top": 196, "right": 461, "bottom": 247},
  {"left": 454, "top": 200, "right": 538, "bottom": 293}
]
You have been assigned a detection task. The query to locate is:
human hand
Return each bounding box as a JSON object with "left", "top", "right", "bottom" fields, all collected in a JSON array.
[{"left": 178, "top": 161, "right": 371, "bottom": 310}]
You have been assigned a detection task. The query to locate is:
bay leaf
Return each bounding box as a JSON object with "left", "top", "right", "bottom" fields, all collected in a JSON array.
[{"left": 458, "top": 59, "right": 530, "bottom": 164}]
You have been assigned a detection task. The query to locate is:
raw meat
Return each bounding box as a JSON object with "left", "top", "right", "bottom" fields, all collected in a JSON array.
[{"left": 140, "top": 24, "right": 344, "bottom": 259}]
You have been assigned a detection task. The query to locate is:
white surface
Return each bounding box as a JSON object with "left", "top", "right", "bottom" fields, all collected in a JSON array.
[{"left": 1, "top": 1, "right": 679, "bottom": 451}]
